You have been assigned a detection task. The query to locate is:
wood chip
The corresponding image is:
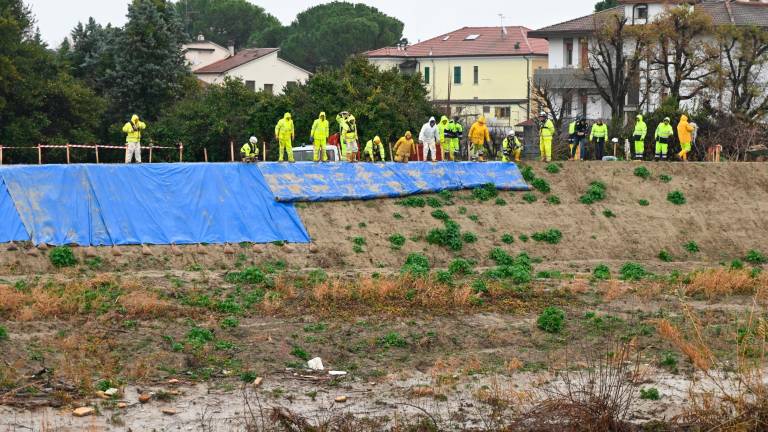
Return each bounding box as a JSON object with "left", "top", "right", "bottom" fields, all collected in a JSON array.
[
  {"left": 334, "top": 396, "right": 347, "bottom": 403},
  {"left": 161, "top": 408, "right": 178, "bottom": 415},
  {"left": 72, "top": 407, "right": 94, "bottom": 417}
]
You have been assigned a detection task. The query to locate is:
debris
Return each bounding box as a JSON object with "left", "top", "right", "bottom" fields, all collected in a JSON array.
[
  {"left": 117, "top": 402, "right": 128, "bottom": 409},
  {"left": 253, "top": 377, "right": 263, "bottom": 387},
  {"left": 223, "top": 244, "right": 235, "bottom": 255},
  {"left": 328, "top": 371, "right": 347, "bottom": 376},
  {"left": 138, "top": 393, "right": 151, "bottom": 403},
  {"left": 334, "top": 396, "right": 347, "bottom": 403},
  {"left": 161, "top": 408, "right": 178, "bottom": 415},
  {"left": 141, "top": 244, "right": 153, "bottom": 256},
  {"left": 73, "top": 407, "right": 95, "bottom": 417},
  {"left": 307, "top": 357, "right": 324, "bottom": 371},
  {"left": 104, "top": 388, "right": 118, "bottom": 396}
]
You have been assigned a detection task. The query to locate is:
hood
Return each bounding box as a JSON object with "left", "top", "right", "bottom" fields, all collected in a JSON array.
[
  {"left": 429, "top": 116, "right": 436, "bottom": 123},
  {"left": 440, "top": 115, "right": 449, "bottom": 124},
  {"left": 680, "top": 115, "right": 688, "bottom": 123},
  {"left": 405, "top": 131, "right": 412, "bottom": 139},
  {"left": 374, "top": 136, "right": 381, "bottom": 144},
  {"left": 664, "top": 117, "right": 671, "bottom": 123},
  {"left": 284, "top": 113, "right": 292, "bottom": 120},
  {"left": 636, "top": 114, "right": 643, "bottom": 122},
  {"left": 131, "top": 114, "right": 139, "bottom": 123},
  {"left": 477, "top": 116, "right": 486, "bottom": 125},
  {"left": 348, "top": 115, "right": 355, "bottom": 122},
  {"left": 319, "top": 112, "right": 326, "bottom": 120}
]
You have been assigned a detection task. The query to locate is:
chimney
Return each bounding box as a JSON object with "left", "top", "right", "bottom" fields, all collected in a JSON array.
[
  {"left": 227, "top": 41, "right": 235, "bottom": 57},
  {"left": 196, "top": 33, "right": 205, "bottom": 42}
]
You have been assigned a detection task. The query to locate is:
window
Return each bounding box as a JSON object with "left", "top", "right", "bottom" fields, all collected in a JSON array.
[
  {"left": 495, "top": 107, "right": 511, "bottom": 118},
  {"left": 424, "top": 66, "right": 430, "bottom": 84},
  {"left": 464, "top": 34, "right": 480, "bottom": 40},
  {"left": 580, "top": 38, "right": 589, "bottom": 69},
  {"left": 245, "top": 80, "right": 255, "bottom": 91},
  {"left": 633, "top": 4, "right": 648, "bottom": 22},
  {"left": 565, "top": 38, "right": 574, "bottom": 66},
  {"left": 563, "top": 98, "right": 572, "bottom": 117},
  {"left": 453, "top": 66, "right": 461, "bottom": 84},
  {"left": 263, "top": 84, "right": 273, "bottom": 94},
  {"left": 286, "top": 81, "right": 297, "bottom": 89},
  {"left": 473, "top": 66, "right": 479, "bottom": 85},
  {"left": 483, "top": 105, "right": 491, "bottom": 114}
]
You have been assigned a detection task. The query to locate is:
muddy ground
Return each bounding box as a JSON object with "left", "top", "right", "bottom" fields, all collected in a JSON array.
[{"left": 0, "top": 162, "right": 767, "bottom": 431}]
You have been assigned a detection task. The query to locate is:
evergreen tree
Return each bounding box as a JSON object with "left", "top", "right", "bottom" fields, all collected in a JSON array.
[
  {"left": 64, "top": 18, "right": 122, "bottom": 94},
  {"left": 595, "top": 0, "right": 619, "bottom": 12},
  {"left": 174, "top": 0, "right": 280, "bottom": 49}
]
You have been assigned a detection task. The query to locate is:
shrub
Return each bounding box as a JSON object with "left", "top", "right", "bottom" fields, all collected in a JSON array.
[
  {"left": 388, "top": 233, "right": 406, "bottom": 250},
  {"left": 489, "top": 248, "right": 514, "bottom": 266},
  {"left": 580, "top": 181, "right": 606, "bottom": 204},
  {"left": 547, "top": 195, "right": 561, "bottom": 205},
  {"left": 240, "top": 371, "right": 257, "bottom": 383},
  {"left": 658, "top": 250, "right": 672, "bottom": 262},
  {"left": 593, "top": 264, "right": 611, "bottom": 280},
  {"left": 426, "top": 197, "right": 443, "bottom": 208},
  {"left": 667, "top": 190, "right": 686, "bottom": 205},
  {"left": 290, "top": 346, "right": 310, "bottom": 360},
  {"left": 620, "top": 262, "right": 650, "bottom": 281},
  {"left": 187, "top": 327, "right": 215, "bottom": 347},
  {"left": 501, "top": 234, "right": 515, "bottom": 244},
  {"left": 521, "top": 165, "right": 536, "bottom": 182},
  {"left": 448, "top": 258, "right": 474, "bottom": 275},
  {"left": 745, "top": 249, "right": 767, "bottom": 264},
  {"left": 435, "top": 270, "right": 452, "bottom": 284},
  {"left": 602, "top": 209, "right": 616, "bottom": 218},
  {"left": 531, "top": 229, "right": 562, "bottom": 244},
  {"left": 397, "top": 196, "right": 425, "bottom": 207},
  {"left": 487, "top": 251, "right": 533, "bottom": 284},
  {"left": 472, "top": 183, "right": 498, "bottom": 201},
  {"left": 640, "top": 388, "right": 661, "bottom": 401},
  {"left": 633, "top": 166, "right": 651, "bottom": 179},
  {"left": 225, "top": 267, "right": 266, "bottom": 285},
  {"left": 462, "top": 232, "right": 478, "bottom": 243},
  {"left": 50, "top": 246, "right": 77, "bottom": 268},
  {"left": 220, "top": 317, "right": 239, "bottom": 329},
  {"left": 0, "top": 326, "right": 7, "bottom": 341},
  {"left": 684, "top": 241, "right": 700, "bottom": 253},
  {"left": 427, "top": 220, "right": 463, "bottom": 251},
  {"left": 430, "top": 209, "right": 450, "bottom": 221},
  {"left": 537, "top": 307, "right": 566, "bottom": 333},
  {"left": 532, "top": 178, "right": 551, "bottom": 194},
  {"left": 377, "top": 332, "right": 407, "bottom": 348},
  {"left": 472, "top": 279, "right": 488, "bottom": 294},
  {"left": 522, "top": 193, "right": 537, "bottom": 203},
  {"left": 638, "top": 199, "right": 650, "bottom": 206},
  {"left": 659, "top": 174, "right": 672, "bottom": 183},
  {"left": 545, "top": 163, "right": 560, "bottom": 174},
  {"left": 401, "top": 253, "right": 430, "bottom": 277},
  {"left": 494, "top": 198, "right": 507, "bottom": 206}
]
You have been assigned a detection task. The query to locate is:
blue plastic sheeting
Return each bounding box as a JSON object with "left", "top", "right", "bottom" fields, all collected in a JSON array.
[
  {"left": 257, "top": 162, "right": 530, "bottom": 202},
  {"left": 0, "top": 164, "right": 310, "bottom": 246},
  {"left": 0, "top": 180, "right": 27, "bottom": 243}
]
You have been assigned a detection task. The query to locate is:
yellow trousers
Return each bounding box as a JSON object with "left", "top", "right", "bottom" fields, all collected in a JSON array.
[
  {"left": 540, "top": 137, "right": 552, "bottom": 162},
  {"left": 279, "top": 138, "right": 294, "bottom": 162},
  {"left": 313, "top": 140, "right": 327, "bottom": 162}
]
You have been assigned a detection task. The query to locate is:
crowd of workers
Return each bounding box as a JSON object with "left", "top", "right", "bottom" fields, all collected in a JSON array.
[{"left": 120, "top": 110, "right": 696, "bottom": 164}]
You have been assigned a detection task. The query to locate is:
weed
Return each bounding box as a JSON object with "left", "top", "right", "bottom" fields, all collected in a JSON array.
[
  {"left": 377, "top": 332, "right": 407, "bottom": 348},
  {"left": 388, "top": 233, "right": 406, "bottom": 250},
  {"left": 730, "top": 259, "right": 744, "bottom": 270},
  {"left": 426, "top": 197, "right": 443, "bottom": 208},
  {"left": 435, "top": 270, "right": 452, "bottom": 284},
  {"left": 303, "top": 323, "right": 327, "bottom": 333},
  {"left": 537, "top": 270, "right": 563, "bottom": 279},
  {"left": 633, "top": 166, "right": 651, "bottom": 179},
  {"left": 290, "top": 346, "right": 310, "bottom": 361},
  {"left": 501, "top": 234, "right": 515, "bottom": 244},
  {"left": 522, "top": 193, "right": 537, "bottom": 203},
  {"left": 658, "top": 250, "right": 673, "bottom": 262},
  {"left": 659, "top": 352, "right": 678, "bottom": 370},
  {"left": 489, "top": 248, "right": 514, "bottom": 266},
  {"left": 85, "top": 256, "right": 103, "bottom": 270},
  {"left": 580, "top": 181, "right": 607, "bottom": 204},
  {"left": 438, "top": 190, "right": 453, "bottom": 202},
  {"left": 49, "top": 246, "right": 77, "bottom": 268},
  {"left": 472, "top": 279, "right": 488, "bottom": 294},
  {"left": 0, "top": 326, "right": 7, "bottom": 341},
  {"left": 640, "top": 388, "right": 661, "bottom": 401},
  {"left": 659, "top": 174, "right": 672, "bottom": 183},
  {"left": 462, "top": 232, "right": 477, "bottom": 243},
  {"left": 545, "top": 163, "right": 560, "bottom": 174},
  {"left": 225, "top": 267, "right": 266, "bottom": 285},
  {"left": 352, "top": 237, "right": 366, "bottom": 246},
  {"left": 667, "top": 190, "right": 686, "bottom": 205},
  {"left": 521, "top": 165, "right": 535, "bottom": 182},
  {"left": 430, "top": 209, "right": 450, "bottom": 221},
  {"left": 602, "top": 209, "right": 616, "bottom": 218},
  {"left": 240, "top": 371, "right": 257, "bottom": 383},
  {"left": 593, "top": 264, "right": 611, "bottom": 280},
  {"left": 532, "top": 178, "right": 551, "bottom": 194},
  {"left": 186, "top": 327, "right": 214, "bottom": 348},
  {"left": 619, "top": 262, "right": 650, "bottom": 281},
  {"left": 220, "top": 317, "right": 239, "bottom": 329},
  {"left": 401, "top": 253, "right": 430, "bottom": 277},
  {"left": 427, "top": 220, "right": 463, "bottom": 251},
  {"left": 537, "top": 307, "right": 566, "bottom": 333},
  {"left": 96, "top": 379, "right": 116, "bottom": 392},
  {"left": 638, "top": 199, "right": 650, "bottom": 206},
  {"left": 495, "top": 197, "right": 507, "bottom": 206},
  {"left": 547, "top": 195, "right": 561, "bottom": 205},
  {"left": 393, "top": 212, "right": 403, "bottom": 219},
  {"left": 745, "top": 249, "right": 767, "bottom": 264},
  {"left": 396, "top": 196, "right": 426, "bottom": 207},
  {"left": 684, "top": 241, "right": 700, "bottom": 253},
  {"left": 214, "top": 340, "right": 235, "bottom": 350},
  {"left": 472, "top": 183, "right": 498, "bottom": 201},
  {"left": 519, "top": 234, "right": 529, "bottom": 242},
  {"left": 531, "top": 229, "right": 562, "bottom": 244},
  {"left": 468, "top": 214, "right": 479, "bottom": 222}
]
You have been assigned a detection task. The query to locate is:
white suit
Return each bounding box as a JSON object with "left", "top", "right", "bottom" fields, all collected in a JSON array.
[{"left": 419, "top": 117, "right": 440, "bottom": 161}]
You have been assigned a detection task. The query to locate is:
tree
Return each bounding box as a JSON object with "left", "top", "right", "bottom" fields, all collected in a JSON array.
[
  {"left": 594, "top": 0, "right": 618, "bottom": 12},
  {"left": 266, "top": 2, "right": 404, "bottom": 71},
  {"left": 63, "top": 17, "right": 122, "bottom": 94},
  {"left": 105, "top": 0, "right": 192, "bottom": 122},
  {"left": 714, "top": 25, "right": 768, "bottom": 121},
  {"left": 650, "top": 6, "right": 718, "bottom": 104},
  {"left": 586, "top": 11, "right": 650, "bottom": 127},
  {"left": 173, "top": 0, "right": 280, "bottom": 49}
]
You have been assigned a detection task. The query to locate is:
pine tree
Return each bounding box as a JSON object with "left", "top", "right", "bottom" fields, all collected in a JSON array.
[{"left": 107, "top": 0, "right": 190, "bottom": 121}]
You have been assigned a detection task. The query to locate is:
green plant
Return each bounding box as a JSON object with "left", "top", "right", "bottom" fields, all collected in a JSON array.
[
  {"left": 619, "top": 262, "right": 650, "bottom": 281},
  {"left": 393, "top": 212, "right": 403, "bottom": 219},
  {"left": 0, "top": 326, "right": 7, "bottom": 341},
  {"left": 521, "top": 165, "right": 535, "bottom": 182},
  {"left": 730, "top": 259, "right": 745, "bottom": 270},
  {"left": 240, "top": 371, "right": 257, "bottom": 383},
  {"left": 435, "top": 270, "right": 452, "bottom": 284},
  {"left": 602, "top": 209, "right": 616, "bottom": 218},
  {"left": 358, "top": 222, "right": 367, "bottom": 228},
  {"left": 522, "top": 193, "right": 537, "bottom": 203},
  {"left": 462, "top": 232, "right": 477, "bottom": 243},
  {"left": 220, "top": 317, "right": 239, "bottom": 329},
  {"left": 431, "top": 209, "right": 450, "bottom": 221},
  {"left": 494, "top": 197, "right": 507, "bottom": 206},
  {"left": 640, "top": 388, "right": 661, "bottom": 401},
  {"left": 352, "top": 244, "right": 363, "bottom": 253},
  {"left": 593, "top": 264, "right": 611, "bottom": 280},
  {"left": 396, "top": 196, "right": 426, "bottom": 207},
  {"left": 579, "top": 181, "right": 607, "bottom": 204},
  {"left": 537, "top": 307, "right": 566, "bottom": 334},
  {"left": 684, "top": 241, "right": 700, "bottom": 253},
  {"left": 489, "top": 248, "right": 514, "bottom": 266},
  {"left": 667, "top": 190, "right": 686, "bottom": 205},
  {"left": 659, "top": 174, "right": 672, "bottom": 183},
  {"left": 186, "top": 327, "right": 214, "bottom": 348},
  {"left": 745, "top": 249, "right": 767, "bottom": 264},
  {"left": 290, "top": 346, "right": 310, "bottom": 360},
  {"left": 545, "top": 163, "right": 560, "bottom": 174},
  {"left": 96, "top": 379, "right": 115, "bottom": 392},
  {"left": 438, "top": 190, "right": 453, "bottom": 203},
  {"left": 458, "top": 206, "right": 467, "bottom": 215},
  {"left": 633, "top": 166, "right": 651, "bottom": 179},
  {"left": 658, "top": 250, "right": 672, "bottom": 262},
  {"left": 472, "top": 183, "right": 498, "bottom": 201},
  {"left": 388, "top": 233, "right": 406, "bottom": 250},
  {"left": 638, "top": 199, "right": 650, "bottom": 206},
  {"left": 531, "top": 178, "right": 551, "bottom": 194},
  {"left": 546, "top": 195, "right": 561, "bottom": 205},
  {"left": 501, "top": 234, "right": 514, "bottom": 244},
  {"left": 468, "top": 214, "right": 479, "bottom": 222},
  {"left": 377, "top": 332, "right": 407, "bottom": 348},
  {"left": 352, "top": 236, "right": 366, "bottom": 246},
  {"left": 531, "top": 229, "right": 562, "bottom": 244},
  {"left": 85, "top": 256, "right": 103, "bottom": 270},
  {"left": 659, "top": 352, "right": 678, "bottom": 370},
  {"left": 427, "top": 220, "right": 463, "bottom": 251},
  {"left": 225, "top": 267, "right": 266, "bottom": 285},
  {"left": 426, "top": 197, "right": 443, "bottom": 208},
  {"left": 49, "top": 246, "right": 77, "bottom": 268},
  {"left": 519, "top": 234, "right": 529, "bottom": 242},
  {"left": 401, "top": 253, "right": 430, "bottom": 277},
  {"left": 448, "top": 258, "right": 474, "bottom": 275}
]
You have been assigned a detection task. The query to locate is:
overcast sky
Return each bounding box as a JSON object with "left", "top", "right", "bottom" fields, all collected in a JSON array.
[{"left": 27, "top": 0, "right": 597, "bottom": 47}]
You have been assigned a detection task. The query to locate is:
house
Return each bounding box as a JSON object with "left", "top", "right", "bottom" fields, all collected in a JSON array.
[
  {"left": 528, "top": 0, "right": 768, "bottom": 122},
  {"left": 184, "top": 36, "right": 311, "bottom": 95},
  {"left": 365, "top": 26, "right": 548, "bottom": 127}
]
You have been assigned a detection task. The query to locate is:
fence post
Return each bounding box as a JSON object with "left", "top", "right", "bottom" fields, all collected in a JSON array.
[
  {"left": 95, "top": 145, "right": 100, "bottom": 164},
  {"left": 230, "top": 140, "right": 234, "bottom": 162},
  {"left": 66, "top": 144, "right": 71, "bottom": 164},
  {"left": 178, "top": 142, "right": 183, "bottom": 162},
  {"left": 38, "top": 144, "right": 42, "bottom": 165},
  {"left": 204, "top": 148, "right": 208, "bottom": 162},
  {"left": 149, "top": 144, "right": 153, "bottom": 163},
  {"left": 0, "top": 145, "right": 3, "bottom": 165},
  {"left": 263, "top": 142, "right": 266, "bottom": 161}
]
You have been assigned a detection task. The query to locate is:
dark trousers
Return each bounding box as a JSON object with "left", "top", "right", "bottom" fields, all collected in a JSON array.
[{"left": 594, "top": 138, "right": 606, "bottom": 160}]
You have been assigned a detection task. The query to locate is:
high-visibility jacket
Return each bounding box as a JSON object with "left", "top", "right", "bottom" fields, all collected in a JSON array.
[
  {"left": 568, "top": 121, "right": 576, "bottom": 135},
  {"left": 394, "top": 134, "right": 416, "bottom": 158},
  {"left": 633, "top": 115, "right": 647, "bottom": 141},
  {"left": 655, "top": 122, "right": 674, "bottom": 141},
  {"left": 590, "top": 123, "right": 608, "bottom": 141},
  {"left": 677, "top": 115, "right": 694, "bottom": 144},
  {"left": 342, "top": 122, "right": 358, "bottom": 143},
  {"left": 364, "top": 139, "right": 385, "bottom": 161},
  {"left": 240, "top": 142, "right": 259, "bottom": 157},
  {"left": 437, "top": 116, "right": 449, "bottom": 143},
  {"left": 445, "top": 120, "right": 463, "bottom": 141},
  {"left": 503, "top": 136, "right": 523, "bottom": 151},
  {"left": 275, "top": 114, "right": 294, "bottom": 142},
  {"left": 311, "top": 113, "right": 330, "bottom": 144},
  {"left": 468, "top": 117, "right": 491, "bottom": 145},
  {"left": 540, "top": 119, "right": 555, "bottom": 140},
  {"left": 122, "top": 115, "right": 146, "bottom": 143}
]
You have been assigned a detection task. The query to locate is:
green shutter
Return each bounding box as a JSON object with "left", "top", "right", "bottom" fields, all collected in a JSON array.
[
  {"left": 424, "top": 66, "right": 430, "bottom": 84},
  {"left": 454, "top": 66, "right": 461, "bottom": 84}
]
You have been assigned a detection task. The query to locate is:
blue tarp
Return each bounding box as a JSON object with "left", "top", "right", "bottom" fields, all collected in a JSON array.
[
  {"left": 0, "top": 164, "right": 310, "bottom": 246},
  {"left": 0, "top": 179, "right": 27, "bottom": 243},
  {"left": 257, "top": 162, "right": 530, "bottom": 202}
]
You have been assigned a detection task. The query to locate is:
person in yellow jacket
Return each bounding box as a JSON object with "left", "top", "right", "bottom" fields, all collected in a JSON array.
[
  {"left": 393, "top": 131, "right": 416, "bottom": 163},
  {"left": 240, "top": 136, "right": 260, "bottom": 162},
  {"left": 538, "top": 112, "right": 555, "bottom": 162},
  {"left": 437, "top": 115, "right": 449, "bottom": 158},
  {"left": 632, "top": 114, "right": 647, "bottom": 160},
  {"left": 677, "top": 115, "right": 695, "bottom": 161},
  {"left": 468, "top": 116, "right": 491, "bottom": 161},
  {"left": 274, "top": 113, "right": 295, "bottom": 162},
  {"left": 335, "top": 111, "right": 351, "bottom": 157},
  {"left": 502, "top": 130, "right": 523, "bottom": 162},
  {"left": 122, "top": 114, "right": 146, "bottom": 163},
  {"left": 342, "top": 115, "right": 359, "bottom": 162},
  {"left": 590, "top": 119, "right": 608, "bottom": 160},
  {"left": 363, "top": 136, "right": 386, "bottom": 162},
  {"left": 310, "top": 112, "right": 330, "bottom": 162},
  {"left": 655, "top": 117, "right": 674, "bottom": 161}
]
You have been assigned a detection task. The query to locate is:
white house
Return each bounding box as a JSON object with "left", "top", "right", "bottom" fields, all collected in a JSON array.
[{"left": 182, "top": 35, "right": 232, "bottom": 71}]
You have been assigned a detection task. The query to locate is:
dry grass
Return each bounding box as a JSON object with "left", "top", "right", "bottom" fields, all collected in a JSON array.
[
  {"left": 656, "top": 318, "right": 713, "bottom": 371},
  {"left": 684, "top": 268, "right": 761, "bottom": 299}
]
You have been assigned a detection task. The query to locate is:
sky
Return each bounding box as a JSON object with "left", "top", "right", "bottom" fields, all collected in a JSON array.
[{"left": 27, "top": 0, "right": 598, "bottom": 47}]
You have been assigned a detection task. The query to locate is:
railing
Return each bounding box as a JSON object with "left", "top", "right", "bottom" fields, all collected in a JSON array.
[
  {"left": 0, "top": 143, "right": 184, "bottom": 165},
  {"left": 533, "top": 68, "right": 599, "bottom": 89}
]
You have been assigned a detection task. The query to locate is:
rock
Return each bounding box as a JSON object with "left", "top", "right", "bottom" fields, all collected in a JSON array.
[
  {"left": 6, "top": 242, "right": 18, "bottom": 251},
  {"left": 283, "top": 243, "right": 294, "bottom": 253},
  {"left": 252, "top": 244, "right": 263, "bottom": 253},
  {"left": 411, "top": 386, "right": 434, "bottom": 397},
  {"left": 170, "top": 244, "right": 183, "bottom": 256},
  {"left": 328, "top": 371, "right": 347, "bottom": 376},
  {"left": 196, "top": 244, "right": 208, "bottom": 255},
  {"left": 117, "top": 402, "right": 128, "bottom": 409},
  {"left": 223, "top": 244, "right": 235, "bottom": 255},
  {"left": 37, "top": 243, "right": 48, "bottom": 251},
  {"left": 307, "top": 357, "right": 324, "bottom": 371},
  {"left": 167, "top": 379, "right": 180, "bottom": 385},
  {"left": 138, "top": 393, "right": 151, "bottom": 403},
  {"left": 111, "top": 247, "right": 122, "bottom": 257},
  {"left": 141, "top": 244, "right": 153, "bottom": 256},
  {"left": 104, "top": 388, "right": 119, "bottom": 396},
  {"left": 95, "top": 391, "right": 109, "bottom": 400},
  {"left": 84, "top": 247, "right": 98, "bottom": 258},
  {"left": 25, "top": 249, "right": 38, "bottom": 257},
  {"left": 161, "top": 408, "right": 178, "bottom": 415},
  {"left": 73, "top": 407, "right": 95, "bottom": 417},
  {"left": 253, "top": 377, "right": 263, "bottom": 387},
  {"left": 309, "top": 243, "right": 319, "bottom": 254},
  {"left": 334, "top": 396, "right": 347, "bottom": 403}
]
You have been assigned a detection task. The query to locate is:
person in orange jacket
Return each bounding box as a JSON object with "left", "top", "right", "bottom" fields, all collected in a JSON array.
[
  {"left": 677, "top": 115, "right": 695, "bottom": 162},
  {"left": 468, "top": 116, "right": 492, "bottom": 161}
]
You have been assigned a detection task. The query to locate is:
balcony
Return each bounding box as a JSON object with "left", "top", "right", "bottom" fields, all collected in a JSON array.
[{"left": 533, "top": 68, "right": 599, "bottom": 90}]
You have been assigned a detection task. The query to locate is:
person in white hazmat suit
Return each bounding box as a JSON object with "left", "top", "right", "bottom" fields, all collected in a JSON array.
[{"left": 418, "top": 116, "right": 441, "bottom": 162}]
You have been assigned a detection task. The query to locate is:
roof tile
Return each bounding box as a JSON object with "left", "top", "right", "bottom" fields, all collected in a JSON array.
[{"left": 195, "top": 48, "right": 279, "bottom": 74}]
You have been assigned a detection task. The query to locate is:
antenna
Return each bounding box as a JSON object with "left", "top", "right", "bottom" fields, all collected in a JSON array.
[{"left": 499, "top": 14, "right": 508, "bottom": 38}]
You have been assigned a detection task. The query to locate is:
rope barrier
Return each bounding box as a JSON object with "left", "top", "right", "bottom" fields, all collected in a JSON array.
[{"left": 0, "top": 143, "right": 183, "bottom": 165}]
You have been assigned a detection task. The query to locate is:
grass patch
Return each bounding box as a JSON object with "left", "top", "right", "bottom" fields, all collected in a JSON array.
[
  {"left": 430, "top": 209, "right": 450, "bottom": 221},
  {"left": 388, "top": 233, "right": 406, "bottom": 250},
  {"left": 396, "top": 197, "right": 426, "bottom": 208},
  {"left": 401, "top": 253, "right": 430, "bottom": 277},
  {"left": 531, "top": 229, "right": 562, "bottom": 244},
  {"left": 633, "top": 166, "right": 651, "bottom": 179},
  {"left": 462, "top": 232, "right": 478, "bottom": 244},
  {"left": 519, "top": 234, "right": 529, "bottom": 243},
  {"left": 501, "top": 234, "right": 514, "bottom": 244},
  {"left": 531, "top": 178, "right": 550, "bottom": 194},
  {"left": 49, "top": 246, "right": 77, "bottom": 268},
  {"left": 546, "top": 195, "right": 561, "bottom": 205},
  {"left": 225, "top": 267, "right": 267, "bottom": 285},
  {"left": 537, "top": 307, "right": 565, "bottom": 334},
  {"left": 0, "top": 326, "right": 7, "bottom": 341},
  {"left": 522, "top": 193, "right": 537, "bottom": 204},
  {"left": 393, "top": 213, "right": 403, "bottom": 220},
  {"left": 472, "top": 183, "right": 498, "bottom": 201},
  {"left": 579, "top": 181, "right": 606, "bottom": 204},
  {"left": 659, "top": 174, "right": 672, "bottom": 183},
  {"left": 619, "top": 262, "right": 650, "bottom": 281},
  {"left": 602, "top": 209, "right": 616, "bottom": 218},
  {"left": 593, "top": 264, "right": 611, "bottom": 280},
  {"left": 745, "top": 249, "right": 767, "bottom": 264},
  {"left": 658, "top": 250, "right": 673, "bottom": 262},
  {"left": 521, "top": 165, "right": 535, "bottom": 182},
  {"left": 220, "top": 317, "right": 239, "bottom": 329},
  {"left": 290, "top": 346, "right": 310, "bottom": 361},
  {"left": 545, "top": 163, "right": 560, "bottom": 174},
  {"left": 684, "top": 241, "right": 700, "bottom": 254},
  {"left": 426, "top": 197, "right": 443, "bottom": 208},
  {"left": 640, "top": 387, "right": 661, "bottom": 401},
  {"left": 448, "top": 258, "right": 474, "bottom": 275},
  {"left": 377, "top": 332, "right": 407, "bottom": 348},
  {"left": 667, "top": 190, "right": 686, "bottom": 205},
  {"left": 494, "top": 198, "right": 507, "bottom": 206},
  {"left": 427, "top": 220, "right": 463, "bottom": 251},
  {"left": 638, "top": 199, "right": 650, "bottom": 206}
]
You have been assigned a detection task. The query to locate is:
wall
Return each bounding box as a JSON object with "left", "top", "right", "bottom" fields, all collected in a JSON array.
[
  {"left": 183, "top": 42, "right": 230, "bottom": 71},
  {"left": 368, "top": 58, "right": 405, "bottom": 71},
  {"left": 197, "top": 52, "right": 310, "bottom": 94}
]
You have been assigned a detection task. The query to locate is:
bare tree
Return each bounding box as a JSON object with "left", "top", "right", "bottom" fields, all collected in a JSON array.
[{"left": 715, "top": 25, "right": 768, "bottom": 121}]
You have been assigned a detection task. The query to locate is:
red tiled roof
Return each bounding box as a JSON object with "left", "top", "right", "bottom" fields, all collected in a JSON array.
[
  {"left": 364, "top": 26, "right": 548, "bottom": 58},
  {"left": 195, "top": 48, "right": 279, "bottom": 74}
]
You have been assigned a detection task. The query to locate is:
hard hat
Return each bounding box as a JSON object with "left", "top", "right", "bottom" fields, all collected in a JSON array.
[
  {"left": 249, "top": 136, "right": 258, "bottom": 144},
  {"left": 539, "top": 111, "right": 547, "bottom": 117},
  {"left": 507, "top": 130, "right": 514, "bottom": 136},
  {"left": 664, "top": 117, "right": 670, "bottom": 122},
  {"left": 611, "top": 137, "right": 619, "bottom": 143}
]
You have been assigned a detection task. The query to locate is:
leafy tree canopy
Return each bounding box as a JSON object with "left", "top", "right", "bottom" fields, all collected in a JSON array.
[
  {"left": 173, "top": 0, "right": 280, "bottom": 49},
  {"left": 595, "top": 0, "right": 618, "bottom": 12}
]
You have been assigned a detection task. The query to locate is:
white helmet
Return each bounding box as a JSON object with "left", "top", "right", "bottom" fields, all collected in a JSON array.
[
  {"left": 249, "top": 136, "right": 258, "bottom": 144},
  {"left": 611, "top": 137, "right": 619, "bottom": 143},
  {"left": 539, "top": 111, "right": 547, "bottom": 117},
  {"left": 507, "top": 130, "right": 515, "bottom": 136}
]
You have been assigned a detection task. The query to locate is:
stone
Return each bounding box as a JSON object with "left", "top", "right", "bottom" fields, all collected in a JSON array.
[
  {"left": 104, "top": 388, "right": 118, "bottom": 396},
  {"left": 141, "top": 244, "right": 153, "bottom": 256},
  {"left": 252, "top": 244, "right": 263, "bottom": 253},
  {"left": 334, "top": 396, "right": 347, "bottom": 403},
  {"left": 117, "top": 402, "right": 128, "bottom": 409},
  {"left": 111, "top": 247, "right": 122, "bottom": 257},
  {"left": 253, "top": 377, "right": 263, "bottom": 387},
  {"left": 307, "top": 357, "right": 324, "bottom": 371},
  {"left": 37, "top": 243, "right": 48, "bottom": 251},
  {"left": 308, "top": 243, "right": 319, "bottom": 254},
  {"left": 283, "top": 243, "right": 294, "bottom": 253},
  {"left": 196, "top": 244, "right": 208, "bottom": 255},
  {"left": 84, "top": 247, "right": 98, "bottom": 258},
  {"left": 95, "top": 391, "right": 109, "bottom": 400},
  {"left": 73, "top": 407, "right": 95, "bottom": 417},
  {"left": 6, "top": 242, "right": 18, "bottom": 251},
  {"left": 138, "top": 393, "right": 151, "bottom": 403},
  {"left": 161, "top": 408, "right": 178, "bottom": 415},
  {"left": 223, "top": 244, "right": 235, "bottom": 255},
  {"left": 170, "top": 245, "right": 183, "bottom": 256},
  {"left": 167, "top": 379, "right": 180, "bottom": 385},
  {"left": 328, "top": 371, "right": 347, "bottom": 376}
]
